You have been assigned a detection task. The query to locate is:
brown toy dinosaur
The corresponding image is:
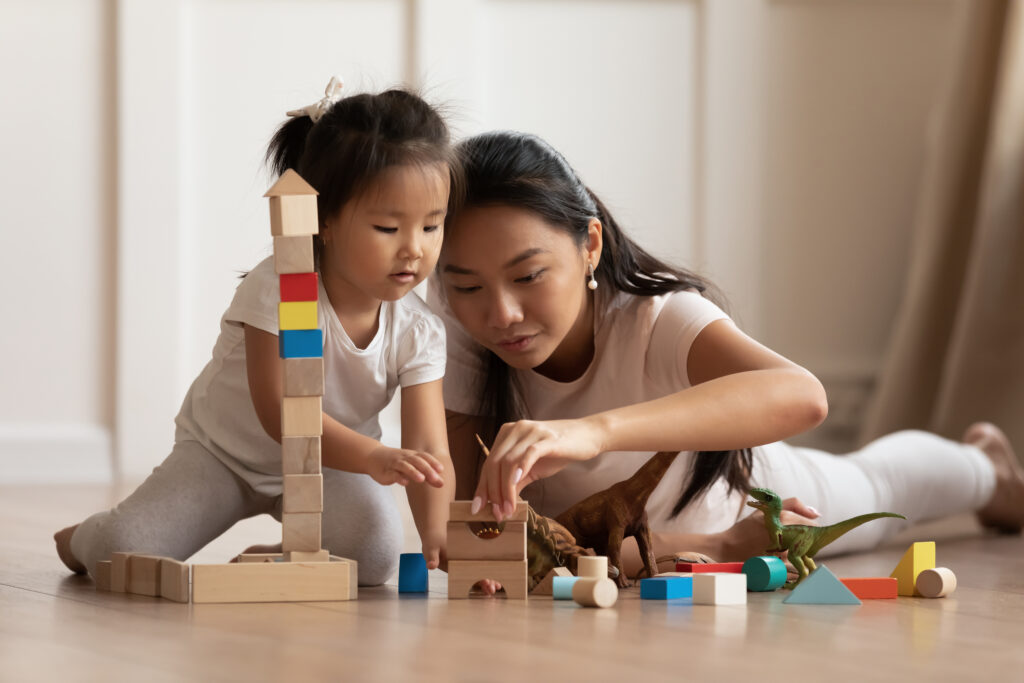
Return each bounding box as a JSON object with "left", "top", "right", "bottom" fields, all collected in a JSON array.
[{"left": 555, "top": 451, "right": 680, "bottom": 588}]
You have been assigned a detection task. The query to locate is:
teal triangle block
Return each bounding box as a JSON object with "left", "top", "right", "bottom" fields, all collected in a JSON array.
[{"left": 783, "top": 566, "right": 862, "bottom": 605}]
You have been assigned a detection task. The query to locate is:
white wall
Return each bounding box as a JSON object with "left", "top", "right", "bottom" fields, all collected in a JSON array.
[{"left": 0, "top": 0, "right": 964, "bottom": 482}]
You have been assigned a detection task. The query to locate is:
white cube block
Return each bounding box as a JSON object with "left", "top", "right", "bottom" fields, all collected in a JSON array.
[{"left": 693, "top": 572, "right": 747, "bottom": 605}]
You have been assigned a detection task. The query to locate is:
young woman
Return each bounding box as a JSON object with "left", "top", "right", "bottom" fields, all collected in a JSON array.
[{"left": 429, "top": 130, "right": 1024, "bottom": 577}]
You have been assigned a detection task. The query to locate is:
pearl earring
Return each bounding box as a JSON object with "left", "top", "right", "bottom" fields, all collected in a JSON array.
[{"left": 587, "top": 263, "right": 598, "bottom": 291}]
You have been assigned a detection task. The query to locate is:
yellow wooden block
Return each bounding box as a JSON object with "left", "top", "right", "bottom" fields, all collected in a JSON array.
[
  {"left": 282, "top": 436, "right": 321, "bottom": 474},
  {"left": 282, "top": 512, "right": 321, "bottom": 552},
  {"left": 273, "top": 235, "right": 314, "bottom": 274},
  {"left": 278, "top": 301, "right": 318, "bottom": 331},
  {"left": 448, "top": 499, "right": 528, "bottom": 523},
  {"left": 191, "top": 561, "right": 351, "bottom": 603},
  {"left": 890, "top": 541, "right": 936, "bottom": 596},
  {"left": 287, "top": 549, "right": 330, "bottom": 563},
  {"left": 281, "top": 396, "right": 322, "bottom": 437},
  {"left": 94, "top": 560, "right": 112, "bottom": 591},
  {"left": 283, "top": 357, "right": 324, "bottom": 397},
  {"left": 446, "top": 521, "right": 526, "bottom": 561},
  {"left": 269, "top": 195, "right": 319, "bottom": 237},
  {"left": 127, "top": 555, "right": 162, "bottom": 596},
  {"left": 159, "top": 558, "right": 190, "bottom": 603},
  {"left": 283, "top": 474, "right": 323, "bottom": 513},
  {"left": 447, "top": 560, "right": 528, "bottom": 599}
]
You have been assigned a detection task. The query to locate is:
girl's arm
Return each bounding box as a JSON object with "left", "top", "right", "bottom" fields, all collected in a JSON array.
[
  {"left": 478, "top": 319, "right": 828, "bottom": 518},
  {"left": 401, "top": 379, "right": 456, "bottom": 570},
  {"left": 244, "top": 324, "right": 444, "bottom": 486}
]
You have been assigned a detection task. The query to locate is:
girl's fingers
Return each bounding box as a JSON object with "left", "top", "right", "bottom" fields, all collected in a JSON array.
[{"left": 397, "top": 460, "right": 426, "bottom": 483}]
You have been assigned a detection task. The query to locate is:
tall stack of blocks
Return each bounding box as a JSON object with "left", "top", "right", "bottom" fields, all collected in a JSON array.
[
  {"left": 269, "top": 170, "right": 329, "bottom": 563},
  {"left": 447, "top": 500, "right": 529, "bottom": 599}
]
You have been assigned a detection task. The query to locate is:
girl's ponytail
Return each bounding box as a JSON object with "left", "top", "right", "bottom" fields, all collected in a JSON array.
[{"left": 266, "top": 115, "right": 315, "bottom": 178}]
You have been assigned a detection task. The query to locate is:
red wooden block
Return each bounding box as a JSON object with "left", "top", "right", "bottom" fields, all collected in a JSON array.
[
  {"left": 280, "top": 273, "right": 319, "bottom": 302},
  {"left": 675, "top": 561, "right": 745, "bottom": 573},
  {"left": 840, "top": 577, "right": 898, "bottom": 599}
]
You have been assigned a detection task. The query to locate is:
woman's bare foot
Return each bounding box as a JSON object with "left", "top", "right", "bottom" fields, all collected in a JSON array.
[
  {"left": 965, "top": 422, "right": 1024, "bottom": 533},
  {"left": 230, "top": 543, "right": 282, "bottom": 562},
  {"left": 53, "top": 524, "right": 87, "bottom": 574}
]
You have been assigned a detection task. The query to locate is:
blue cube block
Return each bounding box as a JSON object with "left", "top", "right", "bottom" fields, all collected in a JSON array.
[
  {"left": 640, "top": 576, "right": 693, "bottom": 600},
  {"left": 552, "top": 576, "right": 580, "bottom": 600},
  {"left": 398, "top": 553, "right": 428, "bottom": 593},
  {"left": 279, "top": 329, "right": 323, "bottom": 358}
]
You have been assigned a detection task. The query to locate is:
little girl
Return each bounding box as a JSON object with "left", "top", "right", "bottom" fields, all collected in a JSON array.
[{"left": 55, "top": 80, "right": 458, "bottom": 584}]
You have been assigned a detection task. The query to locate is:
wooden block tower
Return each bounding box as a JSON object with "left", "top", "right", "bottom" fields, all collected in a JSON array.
[{"left": 446, "top": 500, "right": 529, "bottom": 599}]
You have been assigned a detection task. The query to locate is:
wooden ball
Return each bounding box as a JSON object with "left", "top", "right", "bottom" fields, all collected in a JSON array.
[{"left": 916, "top": 567, "right": 957, "bottom": 598}]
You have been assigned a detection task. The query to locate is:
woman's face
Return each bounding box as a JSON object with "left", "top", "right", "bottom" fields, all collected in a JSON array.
[{"left": 439, "top": 204, "right": 595, "bottom": 375}]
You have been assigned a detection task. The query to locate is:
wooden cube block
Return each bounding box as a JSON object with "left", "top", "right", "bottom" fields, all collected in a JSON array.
[
  {"left": 330, "top": 555, "right": 359, "bottom": 600},
  {"left": 280, "top": 272, "right": 319, "bottom": 302},
  {"left": 235, "top": 553, "right": 283, "bottom": 563},
  {"left": 274, "top": 235, "right": 314, "bottom": 274},
  {"left": 281, "top": 396, "right": 322, "bottom": 437},
  {"left": 127, "top": 555, "right": 162, "bottom": 596},
  {"left": 577, "top": 555, "right": 608, "bottom": 579},
  {"left": 279, "top": 329, "right": 323, "bottom": 359},
  {"left": 287, "top": 549, "right": 330, "bottom": 563},
  {"left": 572, "top": 577, "right": 618, "bottom": 608},
  {"left": 283, "top": 474, "right": 323, "bottom": 513},
  {"left": 447, "top": 560, "right": 528, "bottom": 599},
  {"left": 94, "top": 560, "right": 112, "bottom": 591},
  {"left": 448, "top": 499, "right": 528, "bottom": 523},
  {"left": 192, "top": 561, "right": 352, "bottom": 603},
  {"left": 159, "top": 558, "right": 190, "bottom": 603},
  {"left": 282, "top": 436, "right": 321, "bottom": 474},
  {"left": 446, "top": 521, "right": 526, "bottom": 561},
  {"left": 269, "top": 194, "right": 319, "bottom": 237},
  {"left": 531, "top": 567, "right": 572, "bottom": 596},
  {"left": 110, "top": 552, "right": 131, "bottom": 593},
  {"left": 283, "top": 357, "right": 324, "bottom": 397},
  {"left": 282, "top": 512, "right": 321, "bottom": 552},
  {"left": 693, "top": 573, "right": 747, "bottom": 605},
  {"left": 278, "top": 301, "right": 318, "bottom": 331}
]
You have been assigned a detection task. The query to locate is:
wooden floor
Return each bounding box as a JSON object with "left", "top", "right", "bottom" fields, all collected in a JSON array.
[{"left": 3, "top": 484, "right": 1023, "bottom": 682}]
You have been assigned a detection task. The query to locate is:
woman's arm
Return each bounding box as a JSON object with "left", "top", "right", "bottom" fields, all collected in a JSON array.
[
  {"left": 478, "top": 319, "right": 828, "bottom": 517},
  {"left": 401, "top": 380, "right": 456, "bottom": 569},
  {"left": 244, "top": 324, "right": 445, "bottom": 486}
]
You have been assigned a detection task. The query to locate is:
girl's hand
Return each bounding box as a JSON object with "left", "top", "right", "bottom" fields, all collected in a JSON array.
[
  {"left": 716, "top": 497, "right": 820, "bottom": 561},
  {"left": 474, "top": 418, "right": 603, "bottom": 520},
  {"left": 365, "top": 445, "right": 445, "bottom": 488}
]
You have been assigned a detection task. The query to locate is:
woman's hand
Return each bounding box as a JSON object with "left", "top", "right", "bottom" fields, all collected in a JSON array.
[
  {"left": 365, "top": 445, "right": 445, "bottom": 488},
  {"left": 473, "top": 418, "right": 604, "bottom": 520},
  {"left": 716, "top": 497, "right": 820, "bottom": 561}
]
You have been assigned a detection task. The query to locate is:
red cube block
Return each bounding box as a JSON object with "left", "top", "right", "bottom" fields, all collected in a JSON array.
[
  {"left": 675, "top": 561, "right": 745, "bottom": 573},
  {"left": 280, "top": 273, "right": 319, "bottom": 302}
]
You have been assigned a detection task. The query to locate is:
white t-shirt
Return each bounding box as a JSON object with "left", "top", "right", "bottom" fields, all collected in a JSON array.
[
  {"left": 430, "top": 284, "right": 750, "bottom": 534},
  {"left": 174, "top": 256, "right": 446, "bottom": 496}
]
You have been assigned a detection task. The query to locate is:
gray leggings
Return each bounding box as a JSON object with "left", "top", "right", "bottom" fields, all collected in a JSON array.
[{"left": 69, "top": 439, "right": 403, "bottom": 585}]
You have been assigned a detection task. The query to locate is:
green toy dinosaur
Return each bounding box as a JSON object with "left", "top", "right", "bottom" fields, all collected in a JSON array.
[{"left": 746, "top": 487, "right": 906, "bottom": 588}]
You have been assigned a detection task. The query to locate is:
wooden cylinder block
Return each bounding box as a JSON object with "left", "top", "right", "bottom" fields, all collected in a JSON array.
[
  {"left": 572, "top": 577, "right": 618, "bottom": 608},
  {"left": 577, "top": 555, "right": 608, "bottom": 579},
  {"left": 915, "top": 567, "right": 957, "bottom": 598}
]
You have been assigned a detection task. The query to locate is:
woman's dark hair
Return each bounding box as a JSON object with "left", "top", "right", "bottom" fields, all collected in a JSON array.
[
  {"left": 266, "top": 88, "right": 461, "bottom": 263},
  {"left": 448, "top": 131, "right": 751, "bottom": 518}
]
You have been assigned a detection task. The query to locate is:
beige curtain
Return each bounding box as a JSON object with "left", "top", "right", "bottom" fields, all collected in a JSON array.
[{"left": 861, "top": 0, "right": 1024, "bottom": 459}]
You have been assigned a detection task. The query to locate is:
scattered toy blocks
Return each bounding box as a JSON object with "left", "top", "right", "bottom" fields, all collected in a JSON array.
[
  {"left": 447, "top": 500, "right": 528, "bottom": 599},
  {"left": 675, "top": 561, "right": 745, "bottom": 574},
  {"left": 742, "top": 556, "right": 787, "bottom": 592},
  {"left": 552, "top": 576, "right": 580, "bottom": 600},
  {"left": 577, "top": 555, "right": 608, "bottom": 579},
  {"left": 640, "top": 576, "right": 693, "bottom": 600},
  {"left": 693, "top": 573, "right": 747, "bottom": 605},
  {"left": 127, "top": 554, "right": 162, "bottom": 596},
  {"left": 159, "top": 558, "right": 190, "bottom": 603},
  {"left": 916, "top": 567, "right": 957, "bottom": 598},
  {"left": 191, "top": 559, "right": 352, "bottom": 603},
  {"left": 398, "top": 553, "right": 429, "bottom": 593},
  {"left": 840, "top": 577, "right": 898, "bottom": 599},
  {"left": 890, "top": 541, "right": 936, "bottom": 596},
  {"left": 783, "top": 566, "right": 861, "bottom": 605},
  {"left": 110, "top": 551, "right": 131, "bottom": 593},
  {"left": 572, "top": 577, "right": 618, "bottom": 608},
  {"left": 532, "top": 567, "right": 572, "bottom": 596}
]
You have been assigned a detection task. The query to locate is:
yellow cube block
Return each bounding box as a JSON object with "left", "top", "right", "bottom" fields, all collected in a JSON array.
[{"left": 279, "top": 301, "right": 318, "bottom": 330}]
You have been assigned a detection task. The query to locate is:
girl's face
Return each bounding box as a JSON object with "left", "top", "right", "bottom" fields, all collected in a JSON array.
[
  {"left": 321, "top": 163, "right": 449, "bottom": 305},
  {"left": 440, "top": 204, "right": 599, "bottom": 377}
]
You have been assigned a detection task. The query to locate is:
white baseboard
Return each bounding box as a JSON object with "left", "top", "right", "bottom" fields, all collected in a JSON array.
[{"left": 0, "top": 423, "right": 113, "bottom": 484}]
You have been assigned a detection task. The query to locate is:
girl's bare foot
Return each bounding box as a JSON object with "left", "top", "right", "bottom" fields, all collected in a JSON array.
[
  {"left": 53, "top": 524, "right": 87, "bottom": 574},
  {"left": 965, "top": 422, "right": 1024, "bottom": 533}
]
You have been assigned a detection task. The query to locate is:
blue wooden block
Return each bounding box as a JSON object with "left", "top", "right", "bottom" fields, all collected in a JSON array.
[
  {"left": 783, "top": 565, "right": 861, "bottom": 605},
  {"left": 552, "top": 576, "right": 580, "bottom": 600},
  {"left": 398, "top": 553, "right": 428, "bottom": 593},
  {"left": 279, "top": 329, "right": 323, "bottom": 358},
  {"left": 743, "top": 556, "right": 787, "bottom": 592},
  {"left": 640, "top": 576, "right": 693, "bottom": 600}
]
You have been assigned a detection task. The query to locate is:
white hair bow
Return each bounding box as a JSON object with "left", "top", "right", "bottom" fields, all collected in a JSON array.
[{"left": 286, "top": 76, "right": 344, "bottom": 123}]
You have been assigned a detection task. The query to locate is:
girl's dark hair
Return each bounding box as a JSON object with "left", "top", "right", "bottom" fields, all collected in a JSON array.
[
  {"left": 266, "top": 88, "right": 461, "bottom": 263},
  {"left": 448, "top": 131, "right": 751, "bottom": 518}
]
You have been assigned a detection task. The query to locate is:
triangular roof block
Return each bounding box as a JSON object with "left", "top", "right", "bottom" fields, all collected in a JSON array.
[
  {"left": 890, "top": 541, "right": 936, "bottom": 596},
  {"left": 265, "top": 169, "right": 319, "bottom": 197},
  {"left": 783, "top": 566, "right": 862, "bottom": 605}
]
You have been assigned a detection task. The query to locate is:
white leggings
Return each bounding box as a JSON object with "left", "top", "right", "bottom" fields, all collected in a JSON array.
[{"left": 746, "top": 430, "right": 995, "bottom": 556}]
